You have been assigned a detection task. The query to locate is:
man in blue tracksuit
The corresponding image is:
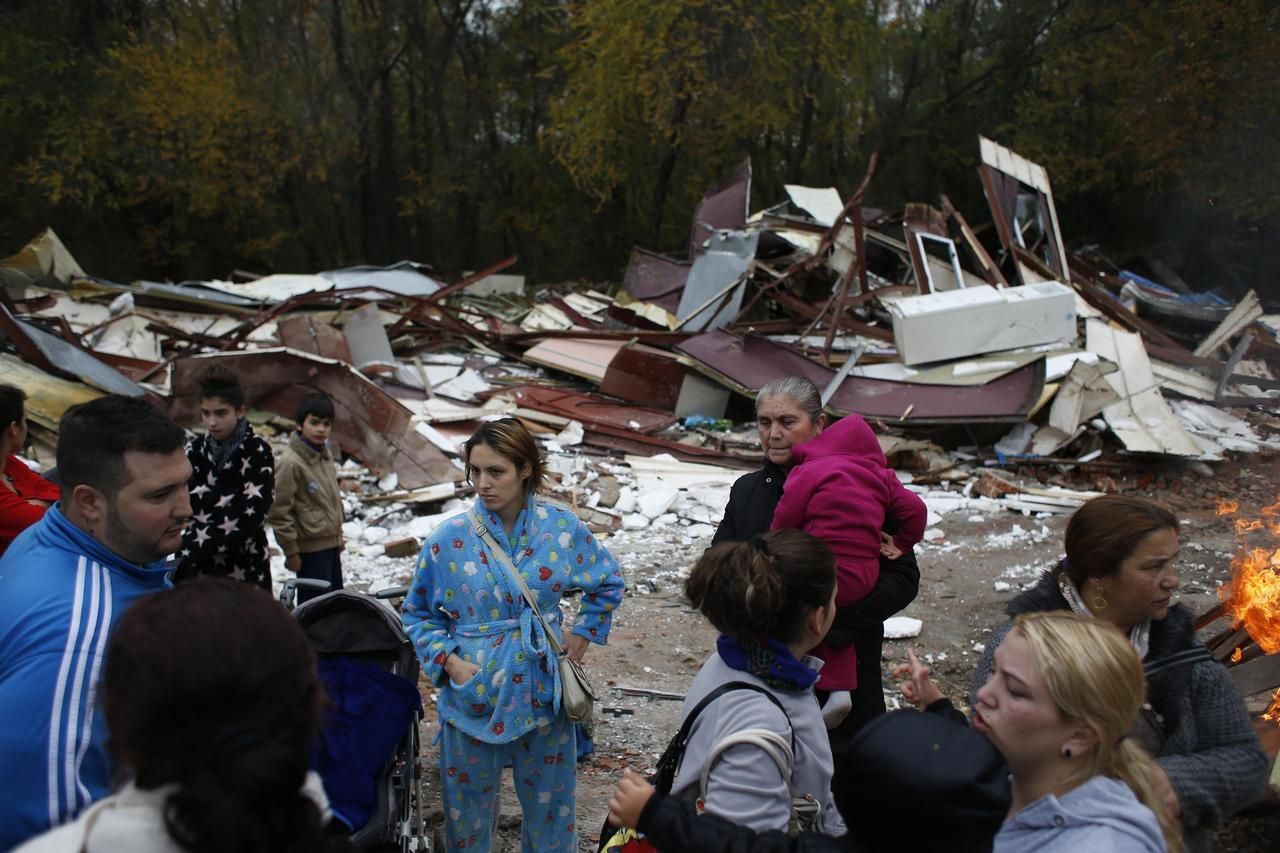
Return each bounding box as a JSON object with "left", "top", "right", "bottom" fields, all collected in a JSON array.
[{"left": 0, "top": 395, "right": 192, "bottom": 849}]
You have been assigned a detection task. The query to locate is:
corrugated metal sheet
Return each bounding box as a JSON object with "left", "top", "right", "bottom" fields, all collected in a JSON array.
[{"left": 677, "top": 330, "right": 1045, "bottom": 424}]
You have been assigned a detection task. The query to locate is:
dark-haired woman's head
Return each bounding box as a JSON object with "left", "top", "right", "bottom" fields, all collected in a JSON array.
[
  {"left": 1062, "top": 496, "right": 1180, "bottom": 629},
  {"left": 464, "top": 418, "right": 545, "bottom": 518},
  {"left": 102, "top": 578, "right": 328, "bottom": 853},
  {"left": 685, "top": 529, "right": 836, "bottom": 646}
]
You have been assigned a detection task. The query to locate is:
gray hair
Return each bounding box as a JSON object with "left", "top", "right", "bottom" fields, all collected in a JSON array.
[{"left": 756, "top": 376, "right": 823, "bottom": 423}]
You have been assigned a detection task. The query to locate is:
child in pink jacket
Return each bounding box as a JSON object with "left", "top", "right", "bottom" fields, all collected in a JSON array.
[{"left": 771, "top": 413, "right": 926, "bottom": 724}]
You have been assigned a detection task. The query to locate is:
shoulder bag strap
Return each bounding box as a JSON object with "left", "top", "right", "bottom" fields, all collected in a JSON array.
[
  {"left": 699, "top": 728, "right": 794, "bottom": 804},
  {"left": 1144, "top": 645, "right": 1214, "bottom": 679},
  {"left": 470, "top": 507, "right": 564, "bottom": 657}
]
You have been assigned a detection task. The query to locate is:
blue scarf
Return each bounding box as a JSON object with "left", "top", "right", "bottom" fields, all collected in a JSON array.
[{"left": 716, "top": 635, "right": 818, "bottom": 692}]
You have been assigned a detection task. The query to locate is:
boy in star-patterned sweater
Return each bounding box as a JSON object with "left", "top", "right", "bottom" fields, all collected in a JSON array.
[{"left": 174, "top": 366, "right": 275, "bottom": 589}]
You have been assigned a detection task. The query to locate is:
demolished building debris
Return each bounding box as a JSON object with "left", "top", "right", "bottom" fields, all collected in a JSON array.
[
  {"left": 0, "top": 135, "right": 1274, "bottom": 486},
  {"left": 3, "top": 135, "right": 1279, "bottom": 731}
]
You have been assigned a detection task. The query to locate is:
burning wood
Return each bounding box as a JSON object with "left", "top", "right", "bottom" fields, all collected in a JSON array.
[{"left": 1211, "top": 498, "right": 1280, "bottom": 724}]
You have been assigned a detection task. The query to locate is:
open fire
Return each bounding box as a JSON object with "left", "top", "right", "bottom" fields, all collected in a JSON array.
[{"left": 1216, "top": 498, "right": 1280, "bottom": 721}]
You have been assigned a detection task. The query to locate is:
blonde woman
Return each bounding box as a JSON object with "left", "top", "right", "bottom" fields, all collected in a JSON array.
[{"left": 974, "top": 611, "right": 1180, "bottom": 852}]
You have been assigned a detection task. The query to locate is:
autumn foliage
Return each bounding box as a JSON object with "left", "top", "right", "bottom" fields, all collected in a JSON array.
[{"left": 0, "top": 0, "right": 1276, "bottom": 298}]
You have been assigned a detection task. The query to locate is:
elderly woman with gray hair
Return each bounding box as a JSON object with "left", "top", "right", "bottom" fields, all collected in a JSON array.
[{"left": 713, "top": 376, "right": 921, "bottom": 743}]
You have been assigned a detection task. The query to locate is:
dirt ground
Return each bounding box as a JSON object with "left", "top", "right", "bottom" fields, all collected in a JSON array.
[{"left": 402, "top": 455, "right": 1280, "bottom": 851}]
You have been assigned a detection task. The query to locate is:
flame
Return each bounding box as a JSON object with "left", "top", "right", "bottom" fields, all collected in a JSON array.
[
  {"left": 1223, "top": 545, "right": 1280, "bottom": 655},
  {"left": 1223, "top": 499, "right": 1280, "bottom": 726},
  {"left": 1264, "top": 690, "right": 1280, "bottom": 723}
]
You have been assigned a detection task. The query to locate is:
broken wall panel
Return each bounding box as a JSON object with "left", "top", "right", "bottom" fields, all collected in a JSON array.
[
  {"left": 978, "top": 136, "right": 1070, "bottom": 283},
  {"left": 0, "top": 353, "right": 102, "bottom": 430},
  {"left": 1194, "top": 290, "right": 1263, "bottom": 358},
  {"left": 169, "top": 349, "right": 461, "bottom": 488},
  {"left": 343, "top": 302, "right": 397, "bottom": 374},
  {"left": 689, "top": 162, "right": 751, "bottom": 259},
  {"left": 0, "top": 228, "right": 85, "bottom": 295},
  {"left": 0, "top": 304, "right": 149, "bottom": 398},
  {"left": 783, "top": 185, "right": 844, "bottom": 227},
  {"left": 508, "top": 386, "right": 677, "bottom": 434},
  {"left": 277, "top": 314, "right": 354, "bottom": 362},
  {"left": 622, "top": 248, "right": 690, "bottom": 315},
  {"left": 676, "top": 330, "right": 1045, "bottom": 424},
  {"left": 599, "top": 344, "right": 686, "bottom": 410},
  {"left": 1084, "top": 319, "right": 1204, "bottom": 457},
  {"left": 522, "top": 337, "right": 625, "bottom": 384},
  {"left": 319, "top": 262, "right": 444, "bottom": 298},
  {"left": 675, "top": 230, "right": 758, "bottom": 332}
]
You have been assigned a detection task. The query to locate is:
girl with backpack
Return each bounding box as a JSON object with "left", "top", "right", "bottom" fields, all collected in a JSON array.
[{"left": 664, "top": 529, "right": 846, "bottom": 835}]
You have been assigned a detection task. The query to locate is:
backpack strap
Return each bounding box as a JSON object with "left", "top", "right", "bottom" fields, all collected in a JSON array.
[{"left": 653, "top": 681, "right": 794, "bottom": 795}]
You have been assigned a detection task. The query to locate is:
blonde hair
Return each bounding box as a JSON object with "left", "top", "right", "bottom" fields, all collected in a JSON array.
[{"left": 1014, "top": 612, "right": 1183, "bottom": 852}]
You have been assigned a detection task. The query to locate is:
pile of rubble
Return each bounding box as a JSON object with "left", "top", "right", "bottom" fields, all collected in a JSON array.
[{"left": 1, "top": 135, "right": 1278, "bottom": 572}]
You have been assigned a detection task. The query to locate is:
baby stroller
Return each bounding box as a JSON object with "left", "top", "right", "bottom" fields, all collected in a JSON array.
[{"left": 282, "top": 579, "right": 428, "bottom": 851}]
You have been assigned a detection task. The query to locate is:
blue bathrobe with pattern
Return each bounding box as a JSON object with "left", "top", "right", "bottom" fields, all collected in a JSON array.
[{"left": 402, "top": 498, "right": 624, "bottom": 851}]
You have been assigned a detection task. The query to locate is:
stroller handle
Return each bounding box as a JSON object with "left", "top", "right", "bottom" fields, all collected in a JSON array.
[
  {"left": 372, "top": 585, "right": 410, "bottom": 601},
  {"left": 278, "top": 577, "right": 332, "bottom": 610}
]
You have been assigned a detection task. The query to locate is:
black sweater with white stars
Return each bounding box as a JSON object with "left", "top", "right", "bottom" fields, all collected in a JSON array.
[{"left": 174, "top": 422, "right": 275, "bottom": 589}]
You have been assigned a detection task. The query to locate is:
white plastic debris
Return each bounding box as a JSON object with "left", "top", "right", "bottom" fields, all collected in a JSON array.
[
  {"left": 555, "top": 419, "right": 584, "bottom": 446},
  {"left": 363, "top": 526, "right": 390, "bottom": 544},
  {"left": 377, "top": 472, "right": 399, "bottom": 491},
  {"left": 636, "top": 488, "right": 678, "bottom": 520},
  {"left": 614, "top": 487, "right": 637, "bottom": 514},
  {"left": 341, "top": 521, "right": 364, "bottom": 541},
  {"left": 923, "top": 528, "right": 945, "bottom": 543},
  {"left": 883, "top": 616, "right": 923, "bottom": 639},
  {"left": 993, "top": 581, "right": 1012, "bottom": 593},
  {"left": 622, "top": 514, "right": 650, "bottom": 530}
]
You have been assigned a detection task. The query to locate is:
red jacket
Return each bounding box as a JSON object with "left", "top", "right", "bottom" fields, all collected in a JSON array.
[
  {"left": 771, "top": 415, "right": 926, "bottom": 689},
  {"left": 0, "top": 454, "right": 60, "bottom": 555}
]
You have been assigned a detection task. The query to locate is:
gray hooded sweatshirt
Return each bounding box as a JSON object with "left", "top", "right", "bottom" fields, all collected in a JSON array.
[{"left": 995, "top": 776, "right": 1166, "bottom": 853}]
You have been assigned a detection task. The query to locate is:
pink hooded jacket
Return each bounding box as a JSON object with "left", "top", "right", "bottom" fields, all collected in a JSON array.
[{"left": 771, "top": 414, "right": 926, "bottom": 689}]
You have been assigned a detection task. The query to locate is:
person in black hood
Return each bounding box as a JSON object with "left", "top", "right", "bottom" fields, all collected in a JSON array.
[{"left": 712, "top": 376, "right": 921, "bottom": 743}]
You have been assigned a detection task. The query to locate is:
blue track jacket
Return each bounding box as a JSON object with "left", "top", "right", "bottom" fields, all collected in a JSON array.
[{"left": 0, "top": 506, "right": 172, "bottom": 849}]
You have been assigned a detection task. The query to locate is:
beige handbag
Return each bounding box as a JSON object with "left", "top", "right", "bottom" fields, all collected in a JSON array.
[{"left": 470, "top": 509, "right": 597, "bottom": 722}]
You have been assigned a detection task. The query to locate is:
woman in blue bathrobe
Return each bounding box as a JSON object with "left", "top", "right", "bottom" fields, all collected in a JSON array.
[{"left": 402, "top": 418, "right": 625, "bottom": 852}]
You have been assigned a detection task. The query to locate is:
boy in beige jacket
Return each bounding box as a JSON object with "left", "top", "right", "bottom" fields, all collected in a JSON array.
[{"left": 267, "top": 392, "right": 344, "bottom": 603}]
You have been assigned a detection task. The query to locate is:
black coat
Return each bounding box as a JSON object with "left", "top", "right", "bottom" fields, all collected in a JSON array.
[
  {"left": 711, "top": 461, "right": 921, "bottom": 734},
  {"left": 174, "top": 424, "right": 275, "bottom": 589}
]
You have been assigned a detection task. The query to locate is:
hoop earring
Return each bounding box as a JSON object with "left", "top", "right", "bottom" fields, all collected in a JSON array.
[{"left": 1090, "top": 584, "right": 1108, "bottom": 611}]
